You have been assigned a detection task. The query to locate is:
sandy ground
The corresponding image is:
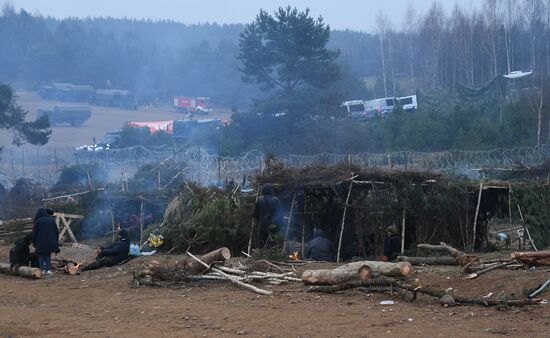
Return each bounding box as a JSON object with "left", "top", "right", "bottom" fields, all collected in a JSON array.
[
  {"left": 1, "top": 245, "right": 549, "bottom": 338},
  {"left": 0, "top": 91, "right": 232, "bottom": 150}
]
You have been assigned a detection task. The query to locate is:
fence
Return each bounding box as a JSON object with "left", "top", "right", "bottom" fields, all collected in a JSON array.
[{"left": 1, "top": 144, "right": 550, "bottom": 188}]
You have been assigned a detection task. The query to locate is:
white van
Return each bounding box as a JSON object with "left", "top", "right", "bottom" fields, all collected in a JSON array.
[
  {"left": 341, "top": 100, "right": 367, "bottom": 119},
  {"left": 364, "top": 97, "right": 395, "bottom": 116},
  {"left": 396, "top": 95, "right": 417, "bottom": 111}
]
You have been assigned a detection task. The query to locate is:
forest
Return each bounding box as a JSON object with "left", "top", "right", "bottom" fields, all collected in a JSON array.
[{"left": 1, "top": 1, "right": 550, "bottom": 154}]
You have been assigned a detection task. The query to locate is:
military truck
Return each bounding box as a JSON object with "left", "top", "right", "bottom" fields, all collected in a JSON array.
[
  {"left": 38, "top": 83, "right": 94, "bottom": 102},
  {"left": 37, "top": 106, "right": 92, "bottom": 127},
  {"left": 93, "top": 89, "right": 136, "bottom": 110}
]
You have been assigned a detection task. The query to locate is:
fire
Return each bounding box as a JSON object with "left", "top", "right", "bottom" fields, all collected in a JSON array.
[
  {"left": 75, "top": 260, "right": 86, "bottom": 269},
  {"left": 289, "top": 251, "right": 300, "bottom": 261}
]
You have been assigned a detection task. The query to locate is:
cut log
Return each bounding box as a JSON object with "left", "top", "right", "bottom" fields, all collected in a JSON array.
[
  {"left": 301, "top": 265, "right": 371, "bottom": 285},
  {"left": 417, "top": 242, "right": 479, "bottom": 267},
  {"left": 0, "top": 262, "right": 42, "bottom": 279},
  {"left": 397, "top": 256, "right": 458, "bottom": 266},
  {"left": 337, "top": 260, "right": 413, "bottom": 277},
  {"left": 185, "top": 247, "right": 231, "bottom": 272},
  {"left": 511, "top": 250, "right": 550, "bottom": 266}
]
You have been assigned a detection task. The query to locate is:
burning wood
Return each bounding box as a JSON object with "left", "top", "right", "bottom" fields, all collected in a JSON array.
[{"left": 289, "top": 251, "right": 300, "bottom": 261}]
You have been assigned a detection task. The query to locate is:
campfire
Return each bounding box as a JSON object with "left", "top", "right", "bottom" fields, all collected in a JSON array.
[{"left": 289, "top": 251, "right": 300, "bottom": 261}]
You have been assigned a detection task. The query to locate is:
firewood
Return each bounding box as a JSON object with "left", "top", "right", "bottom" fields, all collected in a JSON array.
[
  {"left": 337, "top": 260, "right": 413, "bottom": 277},
  {"left": 511, "top": 250, "right": 550, "bottom": 266},
  {"left": 417, "top": 242, "right": 479, "bottom": 267},
  {"left": 397, "top": 256, "right": 458, "bottom": 266},
  {"left": 187, "top": 252, "right": 272, "bottom": 295},
  {"left": 301, "top": 265, "right": 371, "bottom": 285},
  {"left": 0, "top": 262, "right": 42, "bottom": 279},
  {"left": 466, "top": 261, "right": 517, "bottom": 279},
  {"left": 184, "top": 247, "right": 231, "bottom": 273}
]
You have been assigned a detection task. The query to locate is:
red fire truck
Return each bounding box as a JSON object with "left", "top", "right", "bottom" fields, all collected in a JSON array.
[{"left": 173, "top": 96, "right": 211, "bottom": 115}]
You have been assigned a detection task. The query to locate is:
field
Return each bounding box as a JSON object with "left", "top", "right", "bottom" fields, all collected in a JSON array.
[
  {"left": 0, "top": 91, "right": 232, "bottom": 150},
  {"left": 1, "top": 245, "right": 549, "bottom": 338}
]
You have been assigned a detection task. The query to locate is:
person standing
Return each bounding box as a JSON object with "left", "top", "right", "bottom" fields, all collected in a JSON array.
[
  {"left": 32, "top": 208, "right": 59, "bottom": 275},
  {"left": 253, "top": 183, "right": 282, "bottom": 248}
]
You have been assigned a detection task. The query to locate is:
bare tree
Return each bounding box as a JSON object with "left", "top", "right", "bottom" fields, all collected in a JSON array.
[
  {"left": 377, "top": 12, "right": 390, "bottom": 97},
  {"left": 420, "top": 2, "right": 445, "bottom": 88},
  {"left": 483, "top": 0, "right": 500, "bottom": 77},
  {"left": 403, "top": 4, "right": 418, "bottom": 86},
  {"left": 501, "top": 0, "right": 516, "bottom": 74}
]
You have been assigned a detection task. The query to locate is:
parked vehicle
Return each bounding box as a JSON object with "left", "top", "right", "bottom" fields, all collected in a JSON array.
[
  {"left": 37, "top": 106, "right": 92, "bottom": 127},
  {"left": 172, "top": 118, "right": 222, "bottom": 141},
  {"left": 396, "top": 95, "right": 417, "bottom": 111},
  {"left": 364, "top": 97, "right": 395, "bottom": 116},
  {"left": 173, "top": 97, "right": 211, "bottom": 115},
  {"left": 93, "top": 89, "right": 136, "bottom": 110}
]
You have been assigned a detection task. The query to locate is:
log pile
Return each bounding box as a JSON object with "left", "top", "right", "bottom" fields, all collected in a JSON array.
[{"left": 134, "top": 247, "right": 302, "bottom": 295}]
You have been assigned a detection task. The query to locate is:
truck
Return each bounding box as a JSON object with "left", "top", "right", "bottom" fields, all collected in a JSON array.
[
  {"left": 172, "top": 118, "right": 222, "bottom": 141},
  {"left": 173, "top": 97, "right": 211, "bottom": 115},
  {"left": 37, "top": 106, "right": 92, "bottom": 127},
  {"left": 93, "top": 89, "right": 136, "bottom": 110}
]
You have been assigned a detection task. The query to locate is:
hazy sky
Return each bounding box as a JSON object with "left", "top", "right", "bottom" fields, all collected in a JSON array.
[{"left": 3, "top": 0, "right": 481, "bottom": 32}]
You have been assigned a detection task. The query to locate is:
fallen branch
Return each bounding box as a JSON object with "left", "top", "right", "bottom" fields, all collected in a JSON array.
[
  {"left": 307, "top": 275, "right": 540, "bottom": 307},
  {"left": 187, "top": 252, "right": 272, "bottom": 295},
  {"left": 466, "top": 261, "right": 517, "bottom": 279},
  {"left": 185, "top": 247, "right": 231, "bottom": 273},
  {"left": 417, "top": 242, "right": 480, "bottom": 267}
]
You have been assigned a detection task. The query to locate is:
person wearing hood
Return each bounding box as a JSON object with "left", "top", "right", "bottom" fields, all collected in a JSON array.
[
  {"left": 81, "top": 229, "right": 131, "bottom": 271},
  {"left": 253, "top": 183, "right": 283, "bottom": 248},
  {"left": 9, "top": 233, "right": 39, "bottom": 270},
  {"left": 32, "top": 208, "right": 59, "bottom": 275},
  {"left": 304, "top": 229, "right": 335, "bottom": 261}
]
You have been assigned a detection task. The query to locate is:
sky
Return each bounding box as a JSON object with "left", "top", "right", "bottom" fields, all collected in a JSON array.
[{"left": 3, "top": 0, "right": 482, "bottom": 32}]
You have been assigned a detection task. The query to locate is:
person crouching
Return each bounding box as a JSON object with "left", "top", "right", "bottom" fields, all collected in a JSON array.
[
  {"left": 10, "top": 233, "right": 39, "bottom": 271},
  {"left": 81, "top": 229, "right": 130, "bottom": 271}
]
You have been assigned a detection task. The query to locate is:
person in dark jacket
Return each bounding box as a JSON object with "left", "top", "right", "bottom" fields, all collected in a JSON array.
[
  {"left": 32, "top": 208, "right": 59, "bottom": 275},
  {"left": 9, "top": 233, "right": 39, "bottom": 270},
  {"left": 253, "top": 183, "right": 282, "bottom": 248},
  {"left": 81, "top": 229, "right": 131, "bottom": 271},
  {"left": 304, "top": 229, "right": 335, "bottom": 261}
]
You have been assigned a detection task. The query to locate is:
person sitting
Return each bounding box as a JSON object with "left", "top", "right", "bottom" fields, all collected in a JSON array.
[
  {"left": 81, "top": 229, "right": 130, "bottom": 271},
  {"left": 304, "top": 229, "right": 335, "bottom": 261},
  {"left": 9, "top": 233, "right": 39, "bottom": 270}
]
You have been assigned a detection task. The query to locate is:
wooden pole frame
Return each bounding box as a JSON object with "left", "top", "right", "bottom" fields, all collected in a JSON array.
[
  {"left": 400, "top": 209, "right": 406, "bottom": 254},
  {"left": 282, "top": 192, "right": 297, "bottom": 253},
  {"left": 247, "top": 188, "right": 261, "bottom": 255},
  {"left": 472, "top": 181, "right": 483, "bottom": 252},
  {"left": 301, "top": 194, "right": 308, "bottom": 257},
  {"left": 336, "top": 181, "right": 354, "bottom": 263}
]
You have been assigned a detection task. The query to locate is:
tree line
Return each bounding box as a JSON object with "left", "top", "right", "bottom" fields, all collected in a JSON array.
[{"left": 1, "top": 2, "right": 550, "bottom": 154}]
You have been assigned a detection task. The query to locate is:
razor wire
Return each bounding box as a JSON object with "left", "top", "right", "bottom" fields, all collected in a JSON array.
[{"left": 2, "top": 144, "right": 550, "bottom": 186}]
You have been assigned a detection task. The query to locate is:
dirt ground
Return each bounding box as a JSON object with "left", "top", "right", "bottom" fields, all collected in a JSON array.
[
  {"left": 0, "top": 91, "right": 232, "bottom": 149},
  {"left": 1, "top": 245, "right": 549, "bottom": 338}
]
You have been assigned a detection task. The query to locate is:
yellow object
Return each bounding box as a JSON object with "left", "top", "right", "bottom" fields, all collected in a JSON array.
[{"left": 147, "top": 234, "right": 164, "bottom": 248}]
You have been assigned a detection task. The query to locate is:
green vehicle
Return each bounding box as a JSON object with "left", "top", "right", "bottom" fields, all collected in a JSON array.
[{"left": 37, "top": 106, "right": 92, "bottom": 127}]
